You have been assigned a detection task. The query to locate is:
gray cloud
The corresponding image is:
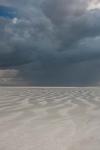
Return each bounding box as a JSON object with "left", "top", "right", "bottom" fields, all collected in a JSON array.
[{"left": 0, "top": 0, "right": 100, "bottom": 86}]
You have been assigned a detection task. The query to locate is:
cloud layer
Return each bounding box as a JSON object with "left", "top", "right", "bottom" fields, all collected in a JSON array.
[{"left": 0, "top": 0, "right": 100, "bottom": 86}]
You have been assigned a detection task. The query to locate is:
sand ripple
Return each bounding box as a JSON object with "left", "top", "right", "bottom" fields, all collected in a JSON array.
[{"left": 0, "top": 87, "right": 100, "bottom": 150}]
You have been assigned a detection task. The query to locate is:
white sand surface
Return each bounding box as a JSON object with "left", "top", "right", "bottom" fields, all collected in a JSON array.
[{"left": 0, "top": 87, "right": 100, "bottom": 150}]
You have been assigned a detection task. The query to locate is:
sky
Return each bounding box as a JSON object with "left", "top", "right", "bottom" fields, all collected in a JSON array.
[{"left": 0, "top": 0, "right": 100, "bottom": 86}]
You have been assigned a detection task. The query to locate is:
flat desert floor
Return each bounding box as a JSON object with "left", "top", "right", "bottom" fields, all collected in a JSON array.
[{"left": 0, "top": 87, "right": 100, "bottom": 150}]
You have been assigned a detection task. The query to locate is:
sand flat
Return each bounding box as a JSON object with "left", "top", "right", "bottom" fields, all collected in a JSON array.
[{"left": 0, "top": 87, "right": 100, "bottom": 150}]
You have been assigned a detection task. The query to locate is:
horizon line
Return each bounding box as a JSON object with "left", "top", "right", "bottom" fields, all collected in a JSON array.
[{"left": 0, "top": 86, "right": 100, "bottom": 88}]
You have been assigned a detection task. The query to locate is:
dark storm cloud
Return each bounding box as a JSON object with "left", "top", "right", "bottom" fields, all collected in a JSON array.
[{"left": 0, "top": 0, "right": 100, "bottom": 86}]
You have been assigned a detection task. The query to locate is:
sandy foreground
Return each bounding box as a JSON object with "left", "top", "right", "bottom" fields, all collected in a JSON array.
[{"left": 0, "top": 87, "right": 100, "bottom": 150}]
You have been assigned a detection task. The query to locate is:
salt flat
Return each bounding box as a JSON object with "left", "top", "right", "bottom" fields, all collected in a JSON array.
[{"left": 0, "top": 87, "right": 100, "bottom": 150}]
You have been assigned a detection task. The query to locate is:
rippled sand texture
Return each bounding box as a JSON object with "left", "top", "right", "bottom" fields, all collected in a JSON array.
[{"left": 0, "top": 87, "right": 100, "bottom": 150}]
